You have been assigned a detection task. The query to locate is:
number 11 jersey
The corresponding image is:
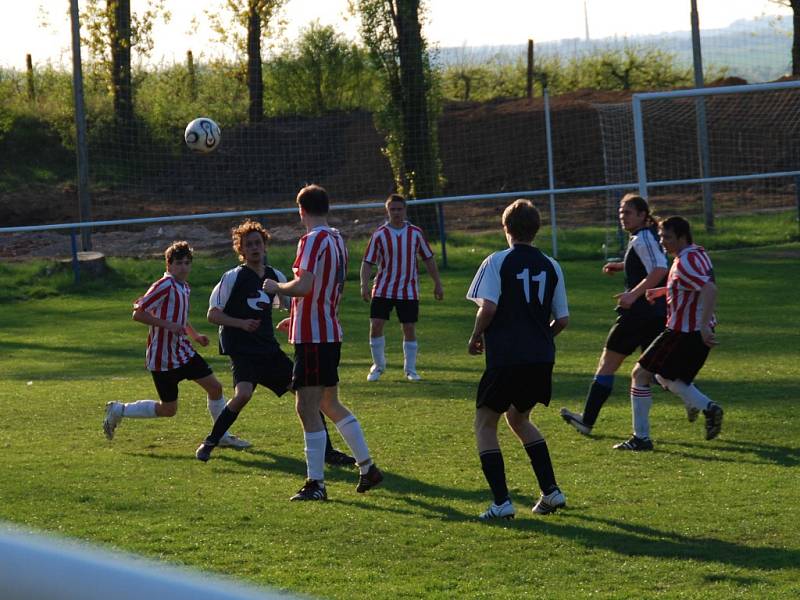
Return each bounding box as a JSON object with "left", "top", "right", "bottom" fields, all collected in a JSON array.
[{"left": 467, "top": 244, "right": 569, "bottom": 368}]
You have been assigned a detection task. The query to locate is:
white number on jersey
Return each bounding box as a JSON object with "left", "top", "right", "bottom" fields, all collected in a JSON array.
[{"left": 516, "top": 268, "right": 546, "bottom": 304}]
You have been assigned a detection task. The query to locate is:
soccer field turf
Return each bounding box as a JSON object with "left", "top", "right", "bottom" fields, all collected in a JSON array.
[{"left": 0, "top": 242, "right": 798, "bottom": 599}]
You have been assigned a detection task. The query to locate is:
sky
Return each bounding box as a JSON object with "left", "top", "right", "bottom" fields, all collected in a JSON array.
[{"left": 0, "top": 0, "right": 789, "bottom": 70}]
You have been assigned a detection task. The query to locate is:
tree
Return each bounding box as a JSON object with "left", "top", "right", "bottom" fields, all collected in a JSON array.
[
  {"left": 353, "top": 0, "right": 442, "bottom": 226},
  {"left": 207, "top": 0, "right": 286, "bottom": 123},
  {"left": 81, "top": 0, "right": 170, "bottom": 127},
  {"left": 770, "top": 0, "right": 800, "bottom": 76}
]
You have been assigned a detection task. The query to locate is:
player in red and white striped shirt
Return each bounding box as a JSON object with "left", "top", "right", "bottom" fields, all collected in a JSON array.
[
  {"left": 263, "top": 184, "right": 383, "bottom": 501},
  {"left": 615, "top": 216, "right": 724, "bottom": 451},
  {"left": 102, "top": 241, "right": 241, "bottom": 446},
  {"left": 359, "top": 194, "right": 444, "bottom": 382}
]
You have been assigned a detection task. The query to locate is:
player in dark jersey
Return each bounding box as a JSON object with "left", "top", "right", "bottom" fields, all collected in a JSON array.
[
  {"left": 467, "top": 199, "right": 569, "bottom": 520},
  {"left": 194, "top": 220, "right": 354, "bottom": 465},
  {"left": 560, "top": 194, "right": 668, "bottom": 435}
]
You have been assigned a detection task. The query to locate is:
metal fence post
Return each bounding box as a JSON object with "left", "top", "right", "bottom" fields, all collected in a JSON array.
[
  {"left": 543, "top": 87, "right": 558, "bottom": 258},
  {"left": 70, "top": 229, "right": 80, "bottom": 284},
  {"left": 436, "top": 202, "right": 447, "bottom": 268}
]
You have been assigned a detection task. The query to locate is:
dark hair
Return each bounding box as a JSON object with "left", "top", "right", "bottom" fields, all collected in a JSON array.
[
  {"left": 659, "top": 215, "right": 693, "bottom": 244},
  {"left": 620, "top": 193, "right": 656, "bottom": 227},
  {"left": 385, "top": 193, "right": 406, "bottom": 207},
  {"left": 165, "top": 241, "right": 192, "bottom": 264},
  {"left": 231, "top": 220, "right": 271, "bottom": 260},
  {"left": 502, "top": 199, "right": 541, "bottom": 243},
  {"left": 296, "top": 184, "right": 329, "bottom": 216}
]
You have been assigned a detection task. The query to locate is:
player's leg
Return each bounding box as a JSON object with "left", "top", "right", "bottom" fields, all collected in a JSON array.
[
  {"left": 400, "top": 305, "right": 421, "bottom": 381},
  {"left": 367, "top": 298, "right": 390, "bottom": 381},
  {"left": 195, "top": 380, "right": 254, "bottom": 462},
  {"left": 613, "top": 362, "right": 655, "bottom": 451},
  {"left": 561, "top": 347, "right": 625, "bottom": 435},
  {"left": 195, "top": 372, "right": 251, "bottom": 449},
  {"left": 103, "top": 370, "right": 178, "bottom": 440}
]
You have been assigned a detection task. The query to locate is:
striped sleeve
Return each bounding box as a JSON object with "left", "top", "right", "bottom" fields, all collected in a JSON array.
[
  {"left": 466, "top": 252, "right": 502, "bottom": 306},
  {"left": 363, "top": 229, "right": 382, "bottom": 264},
  {"left": 415, "top": 228, "right": 434, "bottom": 260},
  {"left": 134, "top": 278, "right": 171, "bottom": 311},
  {"left": 675, "top": 249, "right": 712, "bottom": 291}
]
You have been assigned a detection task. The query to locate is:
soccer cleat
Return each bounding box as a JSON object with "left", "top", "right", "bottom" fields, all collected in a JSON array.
[
  {"left": 218, "top": 433, "right": 252, "bottom": 449},
  {"left": 478, "top": 499, "right": 516, "bottom": 521},
  {"left": 325, "top": 449, "right": 357, "bottom": 467},
  {"left": 195, "top": 443, "right": 215, "bottom": 462},
  {"left": 613, "top": 435, "right": 654, "bottom": 451},
  {"left": 290, "top": 479, "right": 328, "bottom": 501},
  {"left": 356, "top": 464, "right": 384, "bottom": 493},
  {"left": 559, "top": 407, "right": 592, "bottom": 435},
  {"left": 686, "top": 406, "right": 700, "bottom": 423},
  {"left": 103, "top": 402, "right": 123, "bottom": 440},
  {"left": 405, "top": 370, "right": 422, "bottom": 382},
  {"left": 704, "top": 403, "right": 724, "bottom": 440},
  {"left": 366, "top": 365, "right": 384, "bottom": 382},
  {"left": 532, "top": 487, "right": 566, "bottom": 515}
]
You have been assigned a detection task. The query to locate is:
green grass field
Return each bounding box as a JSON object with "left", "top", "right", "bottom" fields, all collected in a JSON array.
[{"left": 0, "top": 238, "right": 798, "bottom": 599}]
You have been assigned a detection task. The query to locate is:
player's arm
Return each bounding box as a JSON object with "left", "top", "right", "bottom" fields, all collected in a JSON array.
[
  {"left": 264, "top": 270, "right": 314, "bottom": 297},
  {"left": 645, "top": 286, "right": 667, "bottom": 303},
  {"left": 616, "top": 266, "right": 668, "bottom": 309},
  {"left": 184, "top": 322, "right": 209, "bottom": 347},
  {"left": 602, "top": 261, "right": 624, "bottom": 274},
  {"left": 360, "top": 260, "right": 376, "bottom": 302},
  {"left": 468, "top": 300, "right": 496, "bottom": 355},
  {"left": 132, "top": 306, "right": 184, "bottom": 334},
  {"left": 698, "top": 281, "right": 718, "bottom": 347},
  {"left": 207, "top": 307, "right": 260, "bottom": 333},
  {"left": 422, "top": 256, "right": 444, "bottom": 300}
]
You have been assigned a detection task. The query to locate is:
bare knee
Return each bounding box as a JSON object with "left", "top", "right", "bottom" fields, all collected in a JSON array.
[
  {"left": 401, "top": 323, "right": 416, "bottom": 341},
  {"left": 631, "top": 363, "right": 652, "bottom": 386},
  {"left": 370, "top": 319, "right": 385, "bottom": 338},
  {"left": 157, "top": 402, "right": 178, "bottom": 417}
]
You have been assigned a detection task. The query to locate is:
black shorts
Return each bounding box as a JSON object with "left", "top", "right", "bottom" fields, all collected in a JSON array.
[
  {"left": 605, "top": 313, "right": 665, "bottom": 356},
  {"left": 637, "top": 329, "right": 711, "bottom": 384},
  {"left": 150, "top": 353, "right": 213, "bottom": 403},
  {"left": 229, "top": 351, "right": 293, "bottom": 397},
  {"left": 292, "top": 343, "right": 341, "bottom": 390},
  {"left": 476, "top": 363, "right": 554, "bottom": 414},
  {"left": 370, "top": 297, "right": 419, "bottom": 323}
]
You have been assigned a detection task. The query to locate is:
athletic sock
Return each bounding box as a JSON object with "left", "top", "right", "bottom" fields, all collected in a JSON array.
[
  {"left": 663, "top": 379, "right": 713, "bottom": 411},
  {"left": 631, "top": 385, "right": 653, "bottom": 440},
  {"left": 207, "top": 396, "right": 226, "bottom": 423},
  {"left": 335, "top": 415, "right": 372, "bottom": 474},
  {"left": 369, "top": 336, "right": 386, "bottom": 370},
  {"left": 122, "top": 400, "right": 157, "bottom": 418},
  {"left": 524, "top": 439, "right": 558, "bottom": 494},
  {"left": 403, "top": 340, "right": 418, "bottom": 373},
  {"left": 479, "top": 449, "right": 509, "bottom": 505},
  {"left": 204, "top": 406, "right": 239, "bottom": 446},
  {"left": 304, "top": 430, "right": 327, "bottom": 482},
  {"left": 321, "top": 413, "right": 334, "bottom": 455},
  {"left": 581, "top": 375, "right": 614, "bottom": 427}
]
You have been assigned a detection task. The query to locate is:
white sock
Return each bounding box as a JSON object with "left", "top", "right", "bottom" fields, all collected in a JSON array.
[
  {"left": 662, "top": 378, "right": 712, "bottom": 411},
  {"left": 304, "top": 430, "right": 327, "bottom": 482},
  {"left": 630, "top": 385, "right": 652, "bottom": 439},
  {"left": 403, "top": 340, "right": 418, "bottom": 373},
  {"left": 123, "top": 400, "right": 158, "bottom": 418},
  {"left": 335, "top": 415, "right": 372, "bottom": 474},
  {"left": 369, "top": 336, "right": 386, "bottom": 369},
  {"left": 207, "top": 396, "right": 226, "bottom": 423}
]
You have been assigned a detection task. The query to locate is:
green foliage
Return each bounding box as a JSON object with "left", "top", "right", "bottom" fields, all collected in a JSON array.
[
  {"left": 0, "top": 244, "right": 798, "bottom": 598},
  {"left": 204, "top": 0, "right": 287, "bottom": 56},
  {"left": 264, "top": 22, "right": 378, "bottom": 115}
]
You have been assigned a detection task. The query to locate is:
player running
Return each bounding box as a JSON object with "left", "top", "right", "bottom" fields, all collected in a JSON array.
[{"left": 615, "top": 215, "right": 724, "bottom": 451}]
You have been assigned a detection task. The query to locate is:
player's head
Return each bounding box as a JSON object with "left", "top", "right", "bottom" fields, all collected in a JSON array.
[
  {"left": 296, "top": 184, "right": 330, "bottom": 218},
  {"left": 232, "top": 220, "right": 271, "bottom": 264},
  {"left": 502, "top": 199, "right": 540, "bottom": 244},
  {"left": 385, "top": 193, "right": 407, "bottom": 225},
  {"left": 658, "top": 215, "right": 693, "bottom": 254},
  {"left": 164, "top": 241, "right": 193, "bottom": 280},
  {"left": 619, "top": 193, "right": 654, "bottom": 233}
]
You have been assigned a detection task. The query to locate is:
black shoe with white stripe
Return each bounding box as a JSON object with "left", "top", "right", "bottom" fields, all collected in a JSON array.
[
  {"left": 290, "top": 479, "right": 327, "bottom": 501},
  {"left": 704, "top": 403, "right": 724, "bottom": 440},
  {"left": 613, "top": 435, "right": 654, "bottom": 451}
]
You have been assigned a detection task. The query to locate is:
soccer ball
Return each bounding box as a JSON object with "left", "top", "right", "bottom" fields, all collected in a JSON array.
[{"left": 184, "top": 117, "right": 221, "bottom": 153}]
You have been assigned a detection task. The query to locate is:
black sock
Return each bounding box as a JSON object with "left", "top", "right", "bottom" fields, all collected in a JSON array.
[
  {"left": 204, "top": 406, "right": 239, "bottom": 446},
  {"left": 322, "top": 413, "right": 334, "bottom": 454},
  {"left": 479, "top": 449, "right": 509, "bottom": 505},
  {"left": 524, "top": 439, "right": 558, "bottom": 495},
  {"left": 582, "top": 380, "right": 614, "bottom": 427}
]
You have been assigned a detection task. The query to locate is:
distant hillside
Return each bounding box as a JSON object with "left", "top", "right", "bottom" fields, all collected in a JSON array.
[{"left": 437, "top": 16, "right": 793, "bottom": 84}]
